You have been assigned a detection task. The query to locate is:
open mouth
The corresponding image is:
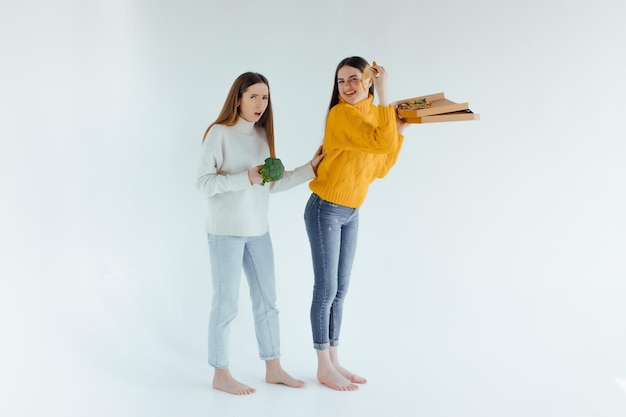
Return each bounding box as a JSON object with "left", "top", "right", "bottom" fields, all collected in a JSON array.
[{"left": 254, "top": 111, "right": 263, "bottom": 117}]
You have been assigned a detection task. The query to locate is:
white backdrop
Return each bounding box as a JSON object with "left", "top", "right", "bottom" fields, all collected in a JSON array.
[{"left": 2, "top": 1, "right": 626, "bottom": 416}]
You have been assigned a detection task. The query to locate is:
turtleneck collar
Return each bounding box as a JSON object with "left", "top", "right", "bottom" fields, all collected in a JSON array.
[
  {"left": 338, "top": 94, "right": 374, "bottom": 112},
  {"left": 233, "top": 117, "right": 256, "bottom": 135}
]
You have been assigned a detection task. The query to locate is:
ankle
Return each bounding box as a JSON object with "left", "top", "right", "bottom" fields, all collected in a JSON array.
[
  {"left": 213, "top": 368, "right": 232, "bottom": 381},
  {"left": 265, "top": 358, "right": 282, "bottom": 373}
]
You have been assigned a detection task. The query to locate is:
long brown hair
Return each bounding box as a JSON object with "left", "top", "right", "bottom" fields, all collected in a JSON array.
[
  {"left": 327, "top": 56, "right": 375, "bottom": 111},
  {"left": 202, "top": 72, "right": 276, "bottom": 158}
]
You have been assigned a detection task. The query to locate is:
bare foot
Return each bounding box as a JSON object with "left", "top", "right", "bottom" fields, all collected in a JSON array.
[
  {"left": 317, "top": 367, "right": 359, "bottom": 391},
  {"left": 265, "top": 358, "right": 306, "bottom": 388},
  {"left": 334, "top": 365, "right": 367, "bottom": 384},
  {"left": 213, "top": 368, "right": 256, "bottom": 395},
  {"left": 328, "top": 346, "right": 367, "bottom": 384},
  {"left": 266, "top": 369, "right": 306, "bottom": 388}
]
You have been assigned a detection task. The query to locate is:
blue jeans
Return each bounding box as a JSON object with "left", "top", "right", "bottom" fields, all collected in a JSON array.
[
  {"left": 206, "top": 232, "right": 280, "bottom": 368},
  {"left": 304, "top": 193, "right": 359, "bottom": 350}
]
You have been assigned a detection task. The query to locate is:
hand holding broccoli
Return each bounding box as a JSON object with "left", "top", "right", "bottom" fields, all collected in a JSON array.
[{"left": 259, "top": 157, "right": 284, "bottom": 186}]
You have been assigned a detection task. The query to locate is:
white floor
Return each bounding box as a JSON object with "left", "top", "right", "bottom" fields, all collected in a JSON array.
[
  {"left": 6, "top": 344, "right": 626, "bottom": 417},
  {"left": 4, "top": 280, "right": 626, "bottom": 417}
]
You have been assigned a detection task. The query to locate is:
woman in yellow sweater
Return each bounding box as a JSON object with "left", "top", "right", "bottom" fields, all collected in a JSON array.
[{"left": 304, "top": 56, "right": 407, "bottom": 391}]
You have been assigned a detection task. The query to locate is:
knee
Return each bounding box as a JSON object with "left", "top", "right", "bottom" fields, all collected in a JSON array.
[{"left": 211, "top": 296, "right": 239, "bottom": 319}]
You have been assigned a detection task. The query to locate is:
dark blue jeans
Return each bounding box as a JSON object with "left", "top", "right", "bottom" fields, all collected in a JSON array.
[{"left": 304, "top": 193, "right": 359, "bottom": 350}]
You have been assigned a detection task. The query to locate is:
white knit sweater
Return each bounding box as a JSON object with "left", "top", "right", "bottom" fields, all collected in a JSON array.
[{"left": 197, "top": 117, "right": 314, "bottom": 236}]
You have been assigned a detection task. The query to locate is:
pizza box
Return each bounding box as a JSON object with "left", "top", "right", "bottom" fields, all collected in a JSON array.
[
  {"left": 394, "top": 92, "right": 479, "bottom": 123},
  {"left": 401, "top": 109, "right": 480, "bottom": 124}
]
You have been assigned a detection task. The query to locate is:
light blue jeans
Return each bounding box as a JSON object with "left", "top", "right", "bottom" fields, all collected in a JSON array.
[
  {"left": 304, "top": 193, "right": 359, "bottom": 350},
  {"left": 207, "top": 232, "right": 280, "bottom": 368}
]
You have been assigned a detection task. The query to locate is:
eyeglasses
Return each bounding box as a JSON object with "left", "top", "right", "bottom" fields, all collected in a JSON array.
[{"left": 337, "top": 76, "right": 362, "bottom": 86}]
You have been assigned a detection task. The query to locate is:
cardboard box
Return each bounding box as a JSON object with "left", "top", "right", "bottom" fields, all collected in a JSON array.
[
  {"left": 395, "top": 92, "right": 479, "bottom": 123},
  {"left": 401, "top": 109, "right": 480, "bottom": 124}
]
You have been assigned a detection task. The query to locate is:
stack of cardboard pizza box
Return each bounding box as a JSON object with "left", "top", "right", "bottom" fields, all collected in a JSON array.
[{"left": 394, "top": 92, "right": 479, "bottom": 123}]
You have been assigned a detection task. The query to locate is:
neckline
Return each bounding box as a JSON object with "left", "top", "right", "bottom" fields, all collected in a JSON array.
[
  {"left": 338, "top": 94, "right": 374, "bottom": 111},
  {"left": 233, "top": 117, "right": 256, "bottom": 135}
]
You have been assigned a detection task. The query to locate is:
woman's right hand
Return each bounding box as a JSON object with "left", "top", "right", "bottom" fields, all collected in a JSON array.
[{"left": 248, "top": 165, "right": 264, "bottom": 185}]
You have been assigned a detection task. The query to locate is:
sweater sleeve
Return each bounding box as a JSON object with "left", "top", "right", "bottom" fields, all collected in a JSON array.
[
  {"left": 269, "top": 161, "right": 315, "bottom": 193},
  {"left": 377, "top": 133, "right": 405, "bottom": 178},
  {"left": 196, "top": 128, "right": 252, "bottom": 197},
  {"left": 327, "top": 105, "right": 398, "bottom": 154}
]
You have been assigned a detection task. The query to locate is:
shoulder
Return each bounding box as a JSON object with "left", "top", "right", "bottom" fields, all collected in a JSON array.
[
  {"left": 204, "top": 124, "right": 234, "bottom": 146},
  {"left": 330, "top": 103, "right": 347, "bottom": 113},
  {"left": 202, "top": 125, "right": 230, "bottom": 153},
  {"left": 206, "top": 123, "right": 230, "bottom": 138},
  {"left": 328, "top": 104, "right": 349, "bottom": 120}
]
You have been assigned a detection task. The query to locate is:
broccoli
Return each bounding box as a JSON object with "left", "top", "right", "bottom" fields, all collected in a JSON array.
[{"left": 259, "top": 157, "right": 284, "bottom": 186}]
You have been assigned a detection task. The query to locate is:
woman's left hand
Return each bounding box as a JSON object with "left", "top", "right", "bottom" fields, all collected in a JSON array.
[
  {"left": 310, "top": 145, "right": 327, "bottom": 175},
  {"left": 397, "top": 117, "right": 409, "bottom": 134}
]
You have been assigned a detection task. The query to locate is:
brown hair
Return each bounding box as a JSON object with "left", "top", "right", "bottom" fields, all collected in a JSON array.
[{"left": 202, "top": 72, "right": 276, "bottom": 157}]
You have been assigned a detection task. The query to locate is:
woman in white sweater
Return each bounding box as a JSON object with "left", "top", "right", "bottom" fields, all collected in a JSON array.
[{"left": 197, "top": 72, "right": 325, "bottom": 395}]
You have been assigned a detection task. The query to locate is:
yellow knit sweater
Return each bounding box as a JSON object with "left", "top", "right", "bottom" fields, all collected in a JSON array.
[{"left": 309, "top": 95, "right": 404, "bottom": 208}]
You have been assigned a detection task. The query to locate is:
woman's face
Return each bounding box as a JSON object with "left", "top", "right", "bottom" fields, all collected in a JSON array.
[
  {"left": 336, "top": 65, "right": 371, "bottom": 104},
  {"left": 238, "top": 82, "right": 269, "bottom": 122}
]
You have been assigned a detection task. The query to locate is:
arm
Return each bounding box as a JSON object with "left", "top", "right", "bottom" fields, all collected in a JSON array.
[
  {"left": 328, "top": 105, "right": 399, "bottom": 154},
  {"left": 269, "top": 161, "right": 314, "bottom": 193},
  {"left": 196, "top": 128, "right": 253, "bottom": 197},
  {"left": 377, "top": 134, "right": 405, "bottom": 179},
  {"left": 269, "top": 145, "right": 326, "bottom": 193},
  {"left": 370, "top": 62, "right": 389, "bottom": 106},
  {"left": 373, "top": 61, "right": 410, "bottom": 137}
]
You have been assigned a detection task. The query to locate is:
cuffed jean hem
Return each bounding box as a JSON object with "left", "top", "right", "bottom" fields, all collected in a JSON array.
[
  {"left": 260, "top": 353, "right": 281, "bottom": 361},
  {"left": 209, "top": 361, "right": 229, "bottom": 369},
  {"left": 313, "top": 340, "right": 339, "bottom": 350}
]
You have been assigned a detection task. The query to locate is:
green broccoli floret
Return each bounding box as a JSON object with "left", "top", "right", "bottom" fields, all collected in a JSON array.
[{"left": 259, "top": 157, "right": 284, "bottom": 186}]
